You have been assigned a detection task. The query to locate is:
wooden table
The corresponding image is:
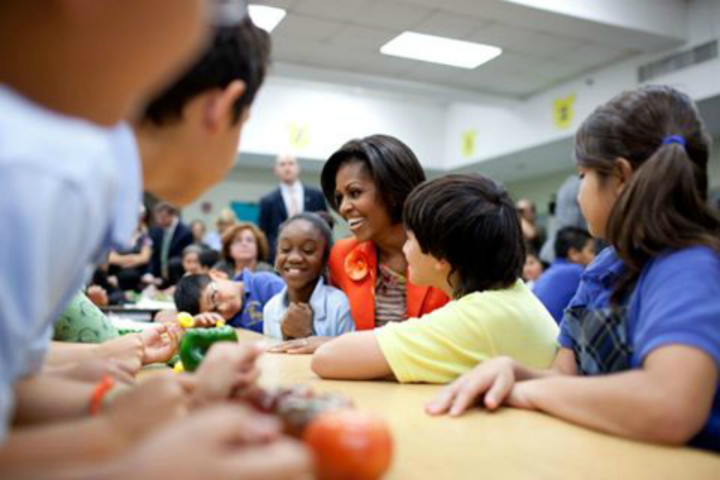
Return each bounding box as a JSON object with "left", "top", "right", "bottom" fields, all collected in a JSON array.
[{"left": 236, "top": 331, "right": 720, "bottom": 480}]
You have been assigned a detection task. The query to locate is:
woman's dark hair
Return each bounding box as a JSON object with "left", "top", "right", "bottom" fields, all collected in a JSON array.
[
  {"left": 575, "top": 85, "right": 720, "bottom": 302},
  {"left": 404, "top": 173, "right": 525, "bottom": 298},
  {"left": 277, "top": 212, "right": 335, "bottom": 264},
  {"left": 143, "top": 18, "right": 270, "bottom": 125},
  {"left": 321, "top": 134, "right": 426, "bottom": 224}
]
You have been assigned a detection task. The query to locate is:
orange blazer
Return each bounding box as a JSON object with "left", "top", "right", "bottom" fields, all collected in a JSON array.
[{"left": 328, "top": 238, "right": 449, "bottom": 331}]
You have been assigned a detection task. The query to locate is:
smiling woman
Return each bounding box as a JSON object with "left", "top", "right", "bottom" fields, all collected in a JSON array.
[{"left": 319, "top": 135, "right": 449, "bottom": 331}]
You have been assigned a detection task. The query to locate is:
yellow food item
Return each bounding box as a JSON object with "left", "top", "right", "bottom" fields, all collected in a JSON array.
[
  {"left": 216, "top": 318, "right": 226, "bottom": 328},
  {"left": 177, "top": 312, "right": 195, "bottom": 329},
  {"left": 173, "top": 361, "right": 185, "bottom": 373}
]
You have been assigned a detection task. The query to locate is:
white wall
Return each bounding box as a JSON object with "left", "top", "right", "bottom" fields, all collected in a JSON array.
[{"left": 241, "top": 78, "right": 450, "bottom": 170}]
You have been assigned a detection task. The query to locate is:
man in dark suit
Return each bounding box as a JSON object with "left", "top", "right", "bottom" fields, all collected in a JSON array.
[
  {"left": 149, "top": 202, "right": 194, "bottom": 286},
  {"left": 259, "top": 154, "right": 327, "bottom": 264}
]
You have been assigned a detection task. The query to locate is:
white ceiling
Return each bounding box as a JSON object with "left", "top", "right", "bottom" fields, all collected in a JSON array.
[{"left": 256, "top": 0, "right": 686, "bottom": 98}]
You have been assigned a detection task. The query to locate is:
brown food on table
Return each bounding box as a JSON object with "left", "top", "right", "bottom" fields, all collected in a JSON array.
[{"left": 241, "top": 385, "right": 353, "bottom": 437}]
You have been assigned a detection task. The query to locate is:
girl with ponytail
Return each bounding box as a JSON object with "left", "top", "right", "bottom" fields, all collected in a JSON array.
[{"left": 426, "top": 86, "right": 720, "bottom": 451}]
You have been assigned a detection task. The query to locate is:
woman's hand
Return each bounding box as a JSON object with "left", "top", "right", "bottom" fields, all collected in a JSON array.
[
  {"left": 268, "top": 336, "right": 330, "bottom": 355},
  {"left": 425, "top": 357, "right": 519, "bottom": 417},
  {"left": 280, "top": 303, "right": 313, "bottom": 340}
]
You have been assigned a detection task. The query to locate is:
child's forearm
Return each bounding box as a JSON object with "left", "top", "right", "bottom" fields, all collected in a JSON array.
[
  {"left": 518, "top": 346, "right": 717, "bottom": 445},
  {"left": 12, "top": 374, "right": 96, "bottom": 425},
  {"left": 520, "top": 373, "right": 683, "bottom": 443},
  {"left": 311, "top": 332, "right": 392, "bottom": 380},
  {"left": 46, "top": 342, "right": 98, "bottom": 367},
  {"left": 48, "top": 336, "right": 144, "bottom": 371},
  {"left": 8, "top": 462, "right": 125, "bottom": 480},
  {"left": 0, "top": 416, "right": 127, "bottom": 476},
  {"left": 513, "top": 347, "right": 577, "bottom": 381}
]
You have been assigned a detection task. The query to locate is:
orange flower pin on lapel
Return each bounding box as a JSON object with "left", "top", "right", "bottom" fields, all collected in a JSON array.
[{"left": 344, "top": 249, "right": 369, "bottom": 282}]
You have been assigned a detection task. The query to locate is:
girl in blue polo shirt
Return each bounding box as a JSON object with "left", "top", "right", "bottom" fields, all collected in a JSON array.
[{"left": 426, "top": 85, "right": 720, "bottom": 451}]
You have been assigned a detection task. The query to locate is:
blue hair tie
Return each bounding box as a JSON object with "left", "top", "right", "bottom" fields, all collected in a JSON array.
[{"left": 662, "top": 135, "right": 686, "bottom": 146}]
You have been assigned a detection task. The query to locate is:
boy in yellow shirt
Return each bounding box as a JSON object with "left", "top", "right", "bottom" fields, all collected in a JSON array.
[{"left": 312, "top": 173, "right": 559, "bottom": 383}]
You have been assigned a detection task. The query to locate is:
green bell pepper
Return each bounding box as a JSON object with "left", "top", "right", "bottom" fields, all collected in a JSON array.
[{"left": 179, "top": 326, "right": 238, "bottom": 372}]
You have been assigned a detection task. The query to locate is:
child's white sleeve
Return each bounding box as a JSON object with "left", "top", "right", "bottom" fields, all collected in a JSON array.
[{"left": 262, "top": 295, "right": 284, "bottom": 339}]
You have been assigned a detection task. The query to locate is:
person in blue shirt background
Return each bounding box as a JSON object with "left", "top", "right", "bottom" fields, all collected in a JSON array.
[
  {"left": 174, "top": 270, "right": 284, "bottom": 333},
  {"left": 533, "top": 226, "right": 595, "bottom": 322},
  {"left": 426, "top": 85, "right": 720, "bottom": 452}
]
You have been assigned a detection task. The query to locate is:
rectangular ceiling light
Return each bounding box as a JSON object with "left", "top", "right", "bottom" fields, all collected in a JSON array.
[
  {"left": 248, "top": 5, "right": 286, "bottom": 32},
  {"left": 380, "top": 31, "right": 502, "bottom": 69}
]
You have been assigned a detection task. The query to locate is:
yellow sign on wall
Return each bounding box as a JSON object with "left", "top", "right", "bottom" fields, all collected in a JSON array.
[
  {"left": 552, "top": 94, "right": 576, "bottom": 130},
  {"left": 288, "top": 122, "right": 309, "bottom": 149},
  {"left": 462, "top": 129, "right": 477, "bottom": 158}
]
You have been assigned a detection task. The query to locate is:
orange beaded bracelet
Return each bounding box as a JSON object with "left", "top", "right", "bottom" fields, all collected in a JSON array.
[{"left": 89, "top": 375, "right": 115, "bottom": 416}]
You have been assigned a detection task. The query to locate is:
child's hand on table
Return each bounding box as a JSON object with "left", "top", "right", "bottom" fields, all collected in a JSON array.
[
  {"left": 185, "top": 342, "right": 263, "bottom": 407},
  {"left": 268, "top": 336, "right": 330, "bottom": 355},
  {"left": 281, "top": 303, "right": 313, "bottom": 340},
  {"left": 425, "top": 356, "right": 519, "bottom": 417},
  {"left": 141, "top": 323, "right": 183, "bottom": 365},
  {"left": 117, "top": 405, "right": 312, "bottom": 480},
  {"left": 193, "top": 312, "right": 226, "bottom": 328},
  {"left": 96, "top": 334, "right": 144, "bottom": 375}
]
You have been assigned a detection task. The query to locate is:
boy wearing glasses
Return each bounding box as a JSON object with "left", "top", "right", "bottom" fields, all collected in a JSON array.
[{"left": 175, "top": 271, "right": 284, "bottom": 332}]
